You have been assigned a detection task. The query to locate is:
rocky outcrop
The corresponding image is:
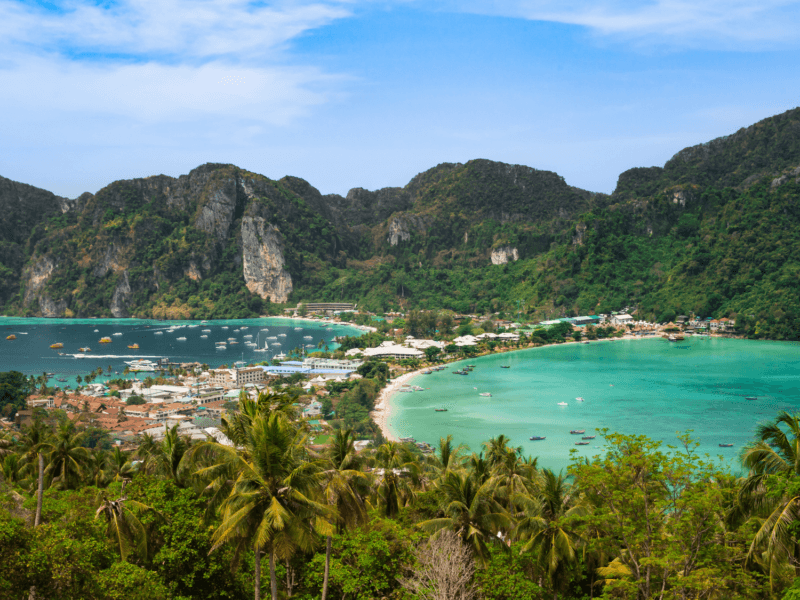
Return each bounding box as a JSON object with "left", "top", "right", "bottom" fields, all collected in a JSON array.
[
  {"left": 491, "top": 247, "right": 519, "bottom": 265},
  {"left": 194, "top": 182, "right": 240, "bottom": 243},
  {"left": 110, "top": 271, "right": 132, "bottom": 318},
  {"left": 39, "top": 295, "right": 67, "bottom": 317},
  {"left": 22, "top": 255, "right": 57, "bottom": 306},
  {"left": 241, "top": 217, "right": 293, "bottom": 302},
  {"left": 386, "top": 214, "right": 429, "bottom": 246},
  {"left": 572, "top": 223, "right": 587, "bottom": 246}
]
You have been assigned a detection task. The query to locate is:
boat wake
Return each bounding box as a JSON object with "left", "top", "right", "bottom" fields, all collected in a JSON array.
[{"left": 70, "top": 353, "right": 162, "bottom": 359}]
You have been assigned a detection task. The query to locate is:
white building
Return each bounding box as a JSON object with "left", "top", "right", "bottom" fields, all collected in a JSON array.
[{"left": 362, "top": 342, "right": 424, "bottom": 359}]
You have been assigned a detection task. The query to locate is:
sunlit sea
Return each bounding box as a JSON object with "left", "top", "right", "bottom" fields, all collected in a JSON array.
[
  {"left": 0, "top": 317, "right": 363, "bottom": 387},
  {"left": 387, "top": 337, "right": 800, "bottom": 473}
]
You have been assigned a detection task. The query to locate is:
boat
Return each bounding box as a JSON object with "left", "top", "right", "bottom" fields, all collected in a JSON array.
[
  {"left": 243, "top": 334, "right": 253, "bottom": 338},
  {"left": 229, "top": 341, "right": 238, "bottom": 345},
  {"left": 79, "top": 347, "right": 90, "bottom": 352},
  {"left": 222, "top": 326, "right": 228, "bottom": 329},
  {"left": 240, "top": 326, "right": 248, "bottom": 330},
  {"left": 176, "top": 337, "right": 186, "bottom": 341},
  {"left": 93, "top": 329, "right": 99, "bottom": 332},
  {"left": 6, "top": 334, "right": 15, "bottom": 340},
  {"left": 99, "top": 337, "right": 112, "bottom": 343},
  {"left": 202, "top": 329, "right": 211, "bottom": 333},
  {"left": 576, "top": 397, "right": 585, "bottom": 402},
  {"left": 304, "top": 336, "right": 313, "bottom": 340},
  {"left": 434, "top": 408, "right": 448, "bottom": 412},
  {"left": 125, "top": 359, "right": 159, "bottom": 372},
  {"left": 529, "top": 436, "right": 546, "bottom": 441},
  {"left": 294, "top": 327, "right": 302, "bottom": 331},
  {"left": 746, "top": 396, "right": 757, "bottom": 400},
  {"left": 719, "top": 443, "right": 734, "bottom": 448},
  {"left": 557, "top": 402, "right": 568, "bottom": 406},
  {"left": 50, "top": 342, "right": 63, "bottom": 349},
  {"left": 500, "top": 365, "right": 510, "bottom": 369},
  {"left": 479, "top": 392, "right": 492, "bottom": 397},
  {"left": 575, "top": 442, "right": 590, "bottom": 446},
  {"left": 278, "top": 333, "right": 287, "bottom": 337},
  {"left": 570, "top": 429, "right": 586, "bottom": 434},
  {"left": 127, "top": 343, "right": 139, "bottom": 349},
  {"left": 582, "top": 436, "right": 596, "bottom": 440},
  {"left": 113, "top": 332, "right": 122, "bottom": 336},
  {"left": 155, "top": 331, "right": 163, "bottom": 335},
  {"left": 56, "top": 378, "right": 67, "bottom": 382},
  {"left": 200, "top": 335, "right": 208, "bottom": 338},
  {"left": 216, "top": 345, "right": 226, "bottom": 349}
]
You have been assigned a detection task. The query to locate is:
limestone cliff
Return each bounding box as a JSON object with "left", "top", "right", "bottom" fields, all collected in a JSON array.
[
  {"left": 241, "top": 217, "right": 293, "bottom": 302},
  {"left": 490, "top": 247, "right": 519, "bottom": 265}
]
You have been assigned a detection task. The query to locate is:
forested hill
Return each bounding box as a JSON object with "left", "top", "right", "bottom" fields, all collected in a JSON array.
[{"left": 1, "top": 107, "right": 799, "bottom": 339}]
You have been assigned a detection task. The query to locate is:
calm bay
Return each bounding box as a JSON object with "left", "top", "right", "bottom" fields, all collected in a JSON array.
[
  {"left": 387, "top": 337, "right": 800, "bottom": 473},
  {"left": 0, "top": 317, "right": 363, "bottom": 387}
]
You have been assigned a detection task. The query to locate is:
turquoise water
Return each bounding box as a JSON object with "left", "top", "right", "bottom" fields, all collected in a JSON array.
[
  {"left": 0, "top": 317, "right": 362, "bottom": 387},
  {"left": 387, "top": 338, "right": 800, "bottom": 473}
]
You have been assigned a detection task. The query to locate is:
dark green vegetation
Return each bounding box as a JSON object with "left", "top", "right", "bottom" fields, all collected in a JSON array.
[
  {"left": 2, "top": 108, "right": 800, "bottom": 338},
  {"left": 5, "top": 390, "right": 800, "bottom": 599}
]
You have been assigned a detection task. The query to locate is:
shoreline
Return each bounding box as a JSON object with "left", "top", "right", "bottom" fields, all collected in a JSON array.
[{"left": 370, "top": 333, "right": 656, "bottom": 442}]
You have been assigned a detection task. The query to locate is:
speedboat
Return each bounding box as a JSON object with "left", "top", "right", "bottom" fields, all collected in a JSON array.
[
  {"left": 176, "top": 337, "right": 186, "bottom": 341},
  {"left": 155, "top": 331, "right": 163, "bottom": 335},
  {"left": 529, "top": 436, "right": 546, "bottom": 441},
  {"left": 200, "top": 335, "right": 208, "bottom": 338},
  {"left": 557, "top": 402, "right": 568, "bottom": 406},
  {"left": 479, "top": 392, "right": 492, "bottom": 397},
  {"left": 576, "top": 397, "right": 585, "bottom": 402}
]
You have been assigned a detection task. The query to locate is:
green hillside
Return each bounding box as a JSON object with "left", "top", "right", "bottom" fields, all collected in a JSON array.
[{"left": 1, "top": 108, "right": 799, "bottom": 339}]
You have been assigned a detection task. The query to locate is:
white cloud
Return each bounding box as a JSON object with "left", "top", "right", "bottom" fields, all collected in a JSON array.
[
  {"left": 451, "top": 0, "right": 800, "bottom": 48},
  {"left": 0, "top": 0, "right": 352, "bottom": 59}
]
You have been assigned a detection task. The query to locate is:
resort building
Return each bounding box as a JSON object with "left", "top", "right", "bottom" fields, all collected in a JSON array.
[{"left": 362, "top": 341, "right": 425, "bottom": 359}]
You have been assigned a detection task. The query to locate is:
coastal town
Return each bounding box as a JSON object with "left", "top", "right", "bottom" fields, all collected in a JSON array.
[{"left": 4, "top": 303, "right": 742, "bottom": 452}]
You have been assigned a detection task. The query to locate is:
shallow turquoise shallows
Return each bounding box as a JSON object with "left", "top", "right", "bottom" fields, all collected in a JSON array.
[
  {"left": 387, "top": 337, "right": 800, "bottom": 474},
  {"left": 0, "top": 317, "right": 362, "bottom": 388}
]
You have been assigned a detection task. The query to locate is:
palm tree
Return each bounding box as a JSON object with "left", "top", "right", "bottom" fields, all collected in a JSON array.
[
  {"left": 740, "top": 411, "right": 800, "bottom": 588},
  {"left": 320, "top": 428, "right": 368, "bottom": 600},
  {"left": 140, "top": 424, "right": 191, "bottom": 485},
  {"left": 95, "top": 482, "right": 159, "bottom": 562},
  {"left": 418, "top": 469, "right": 510, "bottom": 567},
  {"left": 514, "top": 469, "right": 585, "bottom": 600},
  {"left": 428, "top": 434, "right": 467, "bottom": 478},
  {"left": 371, "top": 441, "right": 420, "bottom": 518},
  {"left": 41, "top": 420, "right": 90, "bottom": 490},
  {"left": 107, "top": 446, "right": 134, "bottom": 482},
  {"left": 199, "top": 411, "right": 327, "bottom": 600}
]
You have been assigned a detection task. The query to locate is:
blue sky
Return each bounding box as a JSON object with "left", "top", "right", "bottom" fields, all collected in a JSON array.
[{"left": 1, "top": 0, "right": 799, "bottom": 198}]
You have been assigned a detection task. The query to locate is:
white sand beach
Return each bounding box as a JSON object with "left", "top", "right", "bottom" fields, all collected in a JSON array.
[{"left": 369, "top": 367, "right": 434, "bottom": 441}]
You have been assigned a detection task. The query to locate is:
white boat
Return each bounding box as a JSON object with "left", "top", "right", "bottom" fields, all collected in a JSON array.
[
  {"left": 200, "top": 335, "right": 208, "bottom": 338},
  {"left": 215, "top": 341, "right": 227, "bottom": 345},
  {"left": 93, "top": 329, "right": 99, "bottom": 332},
  {"left": 278, "top": 333, "right": 287, "bottom": 337},
  {"left": 125, "top": 359, "right": 159, "bottom": 372},
  {"left": 294, "top": 327, "right": 302, "bottom": 331},
  {"left": 155, "top": 331, "right": 163, "bottom": 334},
  {"left": 479, "top": 392, "right": 492, "bottom": 397},
  {"left": 557, "top": 402, "right": 568, "bottom": 406},
  {"left": 234, "top": 329, "right": 240, "bottom": 332},
  {"left": 304, "top": 336, "right": 313, "bottom": 340},
  {"left": 576, "top": 397, "right": 585, "bottom": 402},
  {"left": 228, "top": 337, "right": 236, "bottom": 341},
  {"left": 222, "top": 326, "right": 228, "bottom": 329},
  {"left": 271, "top": 342, "right": 282, "bottom": 346},
  {"left": 202, "top": 329, "right": 211, "bottom": 332},
  {"left": 240, "top": 326, "right": 248, "bottom": 330},
  {"left": 176, "top": 337, "right": 186, "bottom": 341},
  {"left": 268, "top": 336, "right": 278, "bottom": 340},
  {"left": 216, "top": 345, "right": 226, "bottom": 349},
  {"left": 113, "top": 332, "right": 122, "bottom": 336},
  {"left": 243, "top": 334, "right": 253, "bottom": 338}
]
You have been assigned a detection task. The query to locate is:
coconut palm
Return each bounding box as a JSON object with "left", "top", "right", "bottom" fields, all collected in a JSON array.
[
  {"left": 740, "top": 411, "right": 800, "bottom": 588},
  {"left": 514, "top": 469, "right": 586, "bottom": 600},
  {"left": 371, "top": 441, "right": 420, "bottom": 518},
  {"left": 107, "top": 446, "right": 135, "bottom": 482},
  {"left": 320, "top": 428, "right": 368, "bottom": 600},
  {"left": 95, "top": 482, "right": 159, "bottom": 562},
  {"left": 145, "top": 424, "right": 191, "bottom": 485},
  {"left": 200, "top": 411, "right": 327, "bottom": 600},
  {"left": 418, "top": 469, "right": 510, "bottom": 567},
  {"left": 41, "top": 420, "right": 90, "bottom": 490},
  {"left": 427, "top": 434, "right": 467, "bottom": 480}
]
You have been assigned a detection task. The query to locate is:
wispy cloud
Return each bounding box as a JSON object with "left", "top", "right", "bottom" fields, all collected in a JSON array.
[
  {"left": 0, "top": 0, "right": 352, "bottom": 61},
  {"left": 451, "top": 0, "right": 800, "bottom": 48}
]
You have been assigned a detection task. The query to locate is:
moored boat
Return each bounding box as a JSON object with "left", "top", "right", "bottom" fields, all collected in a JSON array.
[
  {"left": 79, "top": 347, "right": 90, "bottom": 352},
  {"left": 570, "top": 429, "right": 586, "bottom": 435},
  {"left": 582, "top": 435, "right": 595, "bottom": 440},
  {"left": 128, "top": 343, "right": 139, "bottom": 349},
  {"left": 99, "top": 337, "right": 112, "bottom": 343},
  {"left": 50, "top": 342, "right": 63, "bottom": 349},
  {"left": 719, "top": 443, "right": 734, "bottom": 447},
  {"left": 557, "top": 402, "right": 568, "bottom": 406},
  {"left": 6, "top": 334, "right": 15, "bottom": 340},
  {"left": 434, "top": 408, "right": 448, "bottom": 412},
  {"left": 500, "top": 365, "right": 510, "bottom": 369},
  {"left": 479, "top": 392, "right": 492, "bottom": 397},
  {"left": 529, "top": 436, "right": 546, "bottom": 441},
  {"left": 575, "top": 441, "right": 590, "bottom": 446}
]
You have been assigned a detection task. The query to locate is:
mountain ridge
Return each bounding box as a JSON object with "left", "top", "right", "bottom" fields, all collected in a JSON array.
[{"left": 2, "top": 107, "right": 799, "bottom": 339}]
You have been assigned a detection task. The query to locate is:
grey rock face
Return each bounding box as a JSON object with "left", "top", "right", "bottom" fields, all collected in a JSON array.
[
  {"left": 23, "top": 255, "right": 57, "bottom": 306},
  {"left": 194, "top": 182, "right": 240, "bottom": 243},
  {"left": 39, "top": 296, "right": 67, "bottom": 318},
  {"left": 241, "top": 217, "right": 293, "bottom": 302},
  {"left": 110, "top": 271, "right": 132, "bottom": 318},
  {"left": 490, "top": 247, "right": 519, "bottom": 265},
  {"left": 387, "top": 214, "right": 429, "bottom": 246}
]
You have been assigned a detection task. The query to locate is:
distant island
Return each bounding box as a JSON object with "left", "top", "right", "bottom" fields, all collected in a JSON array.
[{"left": 1, "top": 107, "right": 799, "bottom": 340}]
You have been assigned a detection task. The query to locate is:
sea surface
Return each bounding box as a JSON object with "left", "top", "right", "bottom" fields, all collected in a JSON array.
[
  {"left": 387, "top": 337, "right": 800, "bottom": 473},
  {"left": 0, "top": 317, "right": 363, "bottom": 387}
]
